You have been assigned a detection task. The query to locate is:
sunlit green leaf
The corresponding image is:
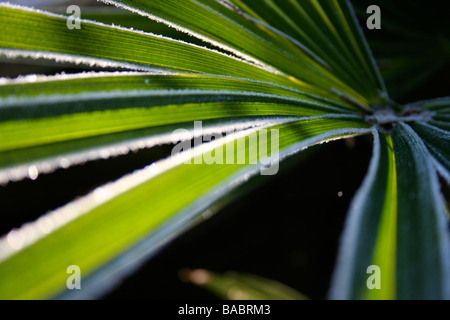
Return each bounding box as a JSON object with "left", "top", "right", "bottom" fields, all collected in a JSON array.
[{"left": 0, "top": 116, "right": 370, "bottom": 299}]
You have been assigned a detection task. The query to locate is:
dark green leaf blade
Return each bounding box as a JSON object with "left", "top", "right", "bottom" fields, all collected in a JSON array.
[
  {"left": 0, "top": 4, "right": 312, "bottom": 94},
  {"left": 0, "top": 72, "right": 354, "bottom": 183},
  {"left": 330, "top": 124, "right": 450, "bottom": 299},
  {"left": 409, "top": 121, "right": 450, "bottom": 182},
  {"left": 393, "top": 123, "right": 450, "bottom": 299},
  {"left": 100, "top": 0, "right": 381, "bottom": 105}
]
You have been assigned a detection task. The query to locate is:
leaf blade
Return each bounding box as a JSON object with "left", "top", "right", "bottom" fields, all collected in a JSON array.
[
  {"left": 330, "top": 124, "right": 450, "bottom": 299},
  {"left": 0, "top": 4, "right": 307, "bottom": 92},
  {"left": 0, "top": 117, "right": 371, "bottom": 299}
]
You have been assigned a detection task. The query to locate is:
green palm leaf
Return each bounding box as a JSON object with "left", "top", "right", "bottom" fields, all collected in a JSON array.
[
  {"left": 330, "top": 125, "right": 450, "bottom": 299},
  {"left": 0, "top": 0, "right": 448, "bottom": 300}
]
